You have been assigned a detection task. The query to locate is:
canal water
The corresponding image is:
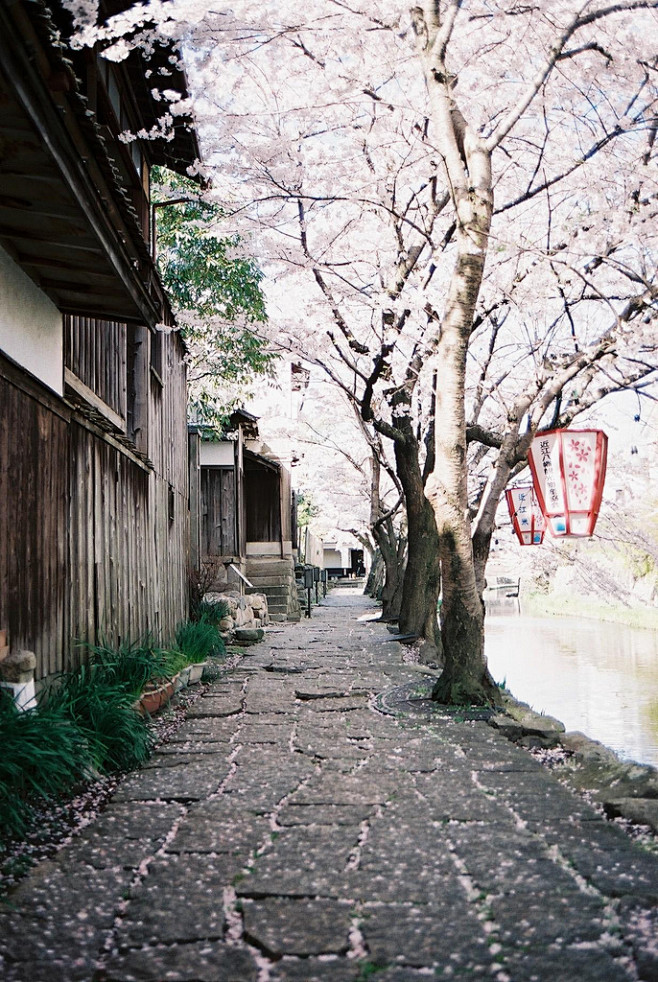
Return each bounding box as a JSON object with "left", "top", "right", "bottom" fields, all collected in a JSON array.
[{"left": 485, "top": 614, "right": 658, "bottom": 768}]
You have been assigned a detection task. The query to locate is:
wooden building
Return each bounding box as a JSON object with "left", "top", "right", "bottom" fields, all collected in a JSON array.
[
  {"left": 191, "top": 412, "right": 301, "bottom": 621},
  {"left": 0, "top": 0, "right": 199, "bottom": 683}
]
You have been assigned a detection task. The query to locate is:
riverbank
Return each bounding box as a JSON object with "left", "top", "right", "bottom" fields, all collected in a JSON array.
[
  {"left": 523, "top": 591, "right": 658, "bottom": 630},
  {"left": 489, "top": 692, "right": 658, "bottom": 836},
  {"left": 2, "top": 588, "right": 658, "bottom": 982}
]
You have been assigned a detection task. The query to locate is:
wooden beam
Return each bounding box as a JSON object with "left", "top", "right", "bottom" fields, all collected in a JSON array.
[{"left": 65, "top": 368, "right": 125, "bottom": 432}]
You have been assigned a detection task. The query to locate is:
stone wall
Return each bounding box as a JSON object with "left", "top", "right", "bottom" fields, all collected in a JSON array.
[{"left": 204, "top": 591, "right": 269, "bottom": 639}]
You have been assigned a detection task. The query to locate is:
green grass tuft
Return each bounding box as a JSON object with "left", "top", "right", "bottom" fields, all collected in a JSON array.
[
  {"left": 0, "top": 689, "right": 94, "bottom": 842},
  {"left": 41, "top": 663, "right": 154, "bottom": 773},
  {"left": 174, "top": 618, "right": 225, "bottom": 663},
  {"left": 194, "top": 599, "right": 229, "bottom": 626},
  {"left": 81, "top": 637, "right": 169, "bottom": 696}
]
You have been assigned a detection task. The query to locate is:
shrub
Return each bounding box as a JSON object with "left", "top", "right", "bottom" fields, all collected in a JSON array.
[
  {"left": 188, "top": 559, "right": 222, "bottom": 620},
  {"left": 0, "top": 689, "right": 93, "bottom": 842},
  {"left": 174, "top": 619, "right": 225, "bottom": 664}
]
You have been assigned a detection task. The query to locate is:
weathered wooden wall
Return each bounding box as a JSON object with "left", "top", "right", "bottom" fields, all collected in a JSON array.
[
  {"left": 201, "top": 467, "right": 237, "bottom": 557},
  {"left": 67, "top": 327, "right": 189, "bottom": 666},
  {"left": 65, "top": 317, "right": 127, "bottom": 418},
  {"left": 245, "top": 463, "right": 281, "bottom": 543},
  {"left": 0, "top": 361, "right": 69, "bottom": 678},
  {"left": 0, "top": 326, "right": 189, "bottom": 681}
]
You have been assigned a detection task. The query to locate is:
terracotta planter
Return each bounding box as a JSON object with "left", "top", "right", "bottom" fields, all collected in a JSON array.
[
  {"left": 160, "top": 677, "right": 176, "bottom": 705},
  {"left": 134, "top": 675, "right": 178, "bottom": 716},
  {"left": 136, "top": 686, "right": 162, "bottom": 716}
]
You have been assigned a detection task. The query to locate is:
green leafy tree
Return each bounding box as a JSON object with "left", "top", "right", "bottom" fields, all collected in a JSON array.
[{"left": 152, "top": 167, "right": 275, "bottom": 432}]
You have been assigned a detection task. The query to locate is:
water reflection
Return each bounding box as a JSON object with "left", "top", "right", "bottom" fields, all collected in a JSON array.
[{"left": 485, "top": 614, "right": 658, "bottom": 767}]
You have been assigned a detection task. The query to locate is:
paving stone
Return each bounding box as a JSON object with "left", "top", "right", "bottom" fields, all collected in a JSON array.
[
  {"left": 348, "top": 857, "right": 461, "bottom": 905},
  {"left": 359, "top": 901, "right": 492, "bottom": 970},
  {"left": 77, "top": 800, "right": 184, "bottom": 839},
  {"left": 167, "top": 800, "right": 270, "bottom": 855},
  {"left": 502, "top": 945, "right": 634, "bottom": 981},
  {"left": 491, "top": 890, "right": 609, "bottom": 947},
  {"left": 102, "top": 942, "right": 260, "bottom": 981},
  {"left": 166, "top": 718, "right": 240, "bottom": 742},
  {"left": 277, "top": 803, "right": 373, "bottom": 826},
  {"left": 540, "top": 822, "right": 658, "bottom": 900},
  {"left": 0, "top": 865, "right": 131, "bottom": 980},
  {"left": 241, "top": 897, "right": 352, "bottom": 956},
  {"left": 296, "top": 710, "right": 378, "bottom": 733},
  {"left": 269, "top": 957, "right": 362, "bottom": 981},
  {"left": 186, "top": 694, "right": 243, "bottom": 718},
  {"left": 298, "top": 696, "right": 370, "bottom": 713},
  {"left": 222, "top": 755, "right": 315, "bottom": 811},
  {"left": 239, "top": 723, "right": 295, "bottom": 744},
  {"left": 294, "top": 684, "right": 353, "bottom": 699},
  {"left": 235, "top": 827, "right": 356, "bottom": 898},
  {"left": 447, "top": 825, "right": 579, "bottom": 897},
  {"left": 242, "top": 679, "right": 297, "bottom": 714},
  {"left": 618, "top": 902, "right": 658, "bottom": 982},
  {"left": 0, "top": 930, "right": 105, "bottom": 982},
  {"left": 3, "top": 862, "right": 129, "bottom": 924},
  {"left": 56, "top": 836, "right": 163, "bottom": 871},
  {"left": 508, "top": 790, "right": 603, "bottom": 825},
  {"left": 377, "top": 968, "right": 489, "bottom": 982},
  {"left": 113, "top": 759, "right": 231, "bottom": 802},
  {"left": 288, "top": 773, "right": 401, "bottom": 807},
  {"left": 411, "top": 784, "right": 514, "bottom": 823},
  {"left": 156, "top": 740, "right": 231, "bottom": 756},
  {"left": 303, "top": 745, "right": 373, "bottom": 767},
  {"left": 118, "top": 855, "right": 233, "bottom": 946}
]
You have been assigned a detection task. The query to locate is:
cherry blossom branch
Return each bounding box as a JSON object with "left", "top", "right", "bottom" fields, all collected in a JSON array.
[{"left": 485, "top": 0, "right": 658, "bottom": 153}]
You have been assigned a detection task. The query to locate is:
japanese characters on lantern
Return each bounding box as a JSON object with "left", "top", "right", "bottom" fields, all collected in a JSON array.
[
  {"left": 527, "top": 429, "right": 608, "bottom": 537},
  {"left": 505, "top": 485, "right": 546, "bottom": 545}
]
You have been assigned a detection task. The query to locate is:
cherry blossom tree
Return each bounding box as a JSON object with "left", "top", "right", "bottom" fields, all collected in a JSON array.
[{"left": 78, "top": 0, "right": 658, "bottom": 703}]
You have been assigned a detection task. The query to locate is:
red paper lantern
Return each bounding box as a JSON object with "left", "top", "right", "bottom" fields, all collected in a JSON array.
[
  {"left": 527, "top": 428, "right": 608, "bottom": 537},
  {"left": 505, "top": 485, "right": 546, "bottom": 545}
]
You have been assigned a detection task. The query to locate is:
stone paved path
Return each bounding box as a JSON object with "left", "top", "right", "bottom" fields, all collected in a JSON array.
[{"left": 1, "top": 589, "right": 658, "bottom": 981}]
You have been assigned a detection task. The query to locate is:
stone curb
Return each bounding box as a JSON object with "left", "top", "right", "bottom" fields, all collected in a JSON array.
[{"left": 488, "top": 694, "right": 658, "bottom": 834}]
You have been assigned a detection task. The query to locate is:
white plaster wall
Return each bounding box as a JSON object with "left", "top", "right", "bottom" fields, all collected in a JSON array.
[
  {"left": 0, "top": 244, "right": 63, "bottom": 395},
  {"left": 304, "top": 529, "right": 324, "bottom": 566},
  {"left": 324, "top": 548, "right": 342, "bottom": 568},
  {"left": 200, "top": 441, "right": 235, "bottom": 466}
]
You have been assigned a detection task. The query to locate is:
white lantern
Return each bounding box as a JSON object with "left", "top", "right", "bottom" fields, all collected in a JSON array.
[
  {"left": 505, "top": 485, "right": 546, "bottom": 545},
  {"left": 527, "top": 428, "right": 608, "bottom": 537}
]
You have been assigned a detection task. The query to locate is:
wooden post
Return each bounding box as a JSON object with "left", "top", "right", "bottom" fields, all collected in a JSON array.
[{"left": 188, "top": 426, "right": 201, "bottom": 571}]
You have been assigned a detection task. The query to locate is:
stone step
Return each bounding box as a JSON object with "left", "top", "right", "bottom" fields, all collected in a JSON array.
[
  {"left": 246, "top": 560, "right": 295, "bottom": 575},
  {"left": 265, "top": 604, "right": 291, "bottom": 615},
  {"left": 247, "top": 585, "right": 290, "bottom": 599},
  {"left": 249, "top": 580, "right": 297, "bottom": 594}
]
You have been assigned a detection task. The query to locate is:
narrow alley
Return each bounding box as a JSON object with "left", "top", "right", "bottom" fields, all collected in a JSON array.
[{"left": 1, "top": 589, "right": 657, "bottom": 982}]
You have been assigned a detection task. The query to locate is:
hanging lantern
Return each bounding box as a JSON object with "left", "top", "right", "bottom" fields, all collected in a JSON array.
[
  {"left": 505, "top": 485, "right": 546, "bottom": 546},
  {"left": 527, "top": 428, "right": 608, "bottom": 537}
]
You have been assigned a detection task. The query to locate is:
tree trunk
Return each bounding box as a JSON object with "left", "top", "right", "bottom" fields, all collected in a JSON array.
[
  {"left": 394, "top": 420, "right": 442, "bottom": 662},
  {"left": 372, "top": 516, "right": 405, "bottom": 622},
  {"left": 413, "top": 6, "right": 500, "bottom": 703},
  {"left": 427, "top": 311, "right": 498, "bottom": 704}
]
